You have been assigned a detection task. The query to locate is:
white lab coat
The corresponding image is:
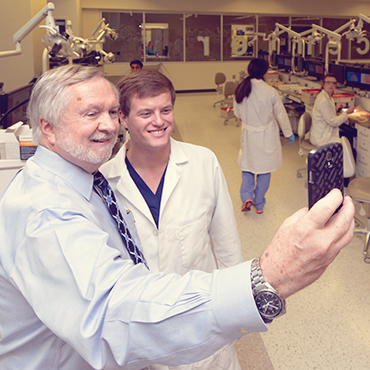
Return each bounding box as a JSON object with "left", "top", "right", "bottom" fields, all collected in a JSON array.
[
  {"left": 101, "top": 138, "right": 243, "bottom": 370},
  {"left": 233, "top": 78, "right": 293, "bottom": 174},
  {"left": 309, "top": 89, "right": 349, "bottom": 147},
  {"left": 101, "top": 138, "right": 243, "bottom": 274}
]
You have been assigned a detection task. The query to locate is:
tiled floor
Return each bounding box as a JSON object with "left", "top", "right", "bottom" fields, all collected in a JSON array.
[{"left": 173, "top": 92, "right": 370, "bottom": 370}]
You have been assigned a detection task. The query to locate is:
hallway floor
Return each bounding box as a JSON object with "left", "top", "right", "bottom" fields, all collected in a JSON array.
[{"left": 173, "top": 92, "right": 370, "bottom": 370}]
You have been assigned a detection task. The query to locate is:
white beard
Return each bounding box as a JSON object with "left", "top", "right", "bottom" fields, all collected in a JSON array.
[{"left": 57, "top": 129, "right": 116, "bottom": 165}]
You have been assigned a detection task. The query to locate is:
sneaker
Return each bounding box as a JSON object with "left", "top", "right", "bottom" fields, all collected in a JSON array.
[
  {"left": 255, "top": 209, "right": 264, "bottom": 214},
  {"left": 241, "top": 199, "right": 253, "bottom": 212}
]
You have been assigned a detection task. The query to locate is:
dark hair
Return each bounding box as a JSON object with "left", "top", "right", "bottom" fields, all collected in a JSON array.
[
  {"left": 234, "top": 58, "right": 269, "bottom": 104},
  {"left": 129, "top": 59, "right": 143, "bottom": 68},
  {"left": 322, "top": 73, "right": 337, "bottom": 87},
  {"left": 117, "top": 70, "right": 176, "bottom": 116}
]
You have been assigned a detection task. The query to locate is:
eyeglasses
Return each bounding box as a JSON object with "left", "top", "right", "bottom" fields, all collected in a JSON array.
[{"left": 324, "top": 81, "right": 337, "bottom": 85}]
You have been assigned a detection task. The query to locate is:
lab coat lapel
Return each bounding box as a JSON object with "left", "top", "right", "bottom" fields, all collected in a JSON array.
[
  {"left": 108, "top": 143, "right": 154, "bottom": 223},
  {"left": 118, "top": 169, "right": 154, "bottom": 222},
  {"left": 160, "top": 138, "right": 187, "bottom": 215}
]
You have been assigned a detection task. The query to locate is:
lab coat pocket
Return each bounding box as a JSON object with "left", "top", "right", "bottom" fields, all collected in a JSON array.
[{"left": 179, "top": 214, "right": 209, "bottom": 270}]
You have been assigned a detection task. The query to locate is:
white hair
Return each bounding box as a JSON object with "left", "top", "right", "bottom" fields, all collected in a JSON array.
[{"left": 27, "top": 65, "right": 119, "bottom": 144}]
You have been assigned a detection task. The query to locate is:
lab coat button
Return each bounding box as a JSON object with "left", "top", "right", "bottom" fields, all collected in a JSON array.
[{"left": 152, "top": 229, "right": 158, "bottom": 236}]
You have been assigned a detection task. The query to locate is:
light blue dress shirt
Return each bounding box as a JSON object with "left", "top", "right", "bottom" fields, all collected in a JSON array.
[{"left": 0, "top": 145, "right": 266, "bottom": 369}]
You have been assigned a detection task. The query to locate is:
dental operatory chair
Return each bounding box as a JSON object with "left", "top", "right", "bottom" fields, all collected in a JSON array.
[
  {"left": 297, "top": 112, "right": 315, "bottom": 179},
  {"left": 213, "top": 72, "right": 227, "bottom": 107},
  {"left": 343, "top": 136, "right": 370, "bottom": 263},
  {"left": 222, "top": 81, "right": 239, "bottom": 127}
]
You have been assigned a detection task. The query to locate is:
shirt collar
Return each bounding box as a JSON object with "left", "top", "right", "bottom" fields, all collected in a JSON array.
[
  {"left": 31, "top": 145, "right": 94, "bottom": 200},
  {"left": 105, "top": 137, "right": 189, "bottom": 181},
  {"left": 322, "top": 89, "right": 333, "bottom": 99}
]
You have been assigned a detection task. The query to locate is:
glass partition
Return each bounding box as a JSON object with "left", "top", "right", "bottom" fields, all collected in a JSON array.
[
  {"left": 291, "top": 17, "right": 320, "bottom": 58},
  {"left": 222, "top": 15, "right": 256, "bottom": 61},
  {"left": 323, "top": 18, "right": 351, "bottom": 62},
  {"left": 185, "top": 14, "right": 221, "bottom": 61},
  {"left": 102, "top": 12, "right": 143, "bottom": 63},
  {"left": 349, "top": 20, "right": 370, "bottom": 60},
  {"left": 257, "top": 16, "right": 289, "bottom": 55},
  {"left": 99, "top": 11, "right": 370, "bottom": 64},
  {"left": 144, "top": 13, "right": 184, "bottom": 61}
]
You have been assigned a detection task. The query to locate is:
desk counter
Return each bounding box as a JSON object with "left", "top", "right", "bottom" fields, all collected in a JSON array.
[{"left": 347, "top": 112, "right": 370, "bottom": 177}]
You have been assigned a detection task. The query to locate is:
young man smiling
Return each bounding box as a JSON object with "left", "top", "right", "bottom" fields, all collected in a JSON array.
[{"left": 101, "top": 70, "right": 244, "bottom": 369}]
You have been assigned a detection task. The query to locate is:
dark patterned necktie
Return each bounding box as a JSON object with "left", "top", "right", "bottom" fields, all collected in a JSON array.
[{"left": 93, "top": 171, "right": 148, "bottom": 269}]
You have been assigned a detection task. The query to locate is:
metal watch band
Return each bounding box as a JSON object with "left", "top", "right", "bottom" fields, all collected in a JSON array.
[
  {"left": 250, "top": 258, "right": 286, "bottom": 323},
  {"left": 250, "top": 258, "right": 265, "bottom": 291}
]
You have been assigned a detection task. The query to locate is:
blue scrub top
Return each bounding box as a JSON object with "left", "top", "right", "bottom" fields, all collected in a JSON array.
[{"left": 125, "top": 156, "right": 166, "bottom": 228}]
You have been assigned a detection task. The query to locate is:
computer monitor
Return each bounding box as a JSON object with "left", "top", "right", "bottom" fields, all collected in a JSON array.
[
  {"left": 305, "top": 59, "right": 325, "bottom": 80},
  {"left": 270, "top": 51, "right": 277, "bottom": 67},
  {"left": 258, "top": 50, "right": 269, "bottom": 62},
  {"left": 276, "top": 54, "right": 292, "bottom": 72},
  {"left": 345, "top": 65, "right": 370, "bottom": 90},
  {"left": 0, "top": 84, "right": 34, "bottom": 128},
  {"left": 328, "top": 62, "right": 346, "bottom": 85}
]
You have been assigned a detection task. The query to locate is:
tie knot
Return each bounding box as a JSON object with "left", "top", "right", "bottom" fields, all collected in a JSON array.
[
  {"left": 93, "top": 171, "right": 111, "bottom": 194},
  {"left": 94, "top": 170, "right": 107, "bottom": 186}
]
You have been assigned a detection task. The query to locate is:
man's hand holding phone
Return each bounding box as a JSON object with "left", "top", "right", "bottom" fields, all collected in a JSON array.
[
  {"left": 260, "top": 190, "right": 355, "bottom": 300},
  {"left": 308, "top": 142, "right": 344, "bottom": 211}
]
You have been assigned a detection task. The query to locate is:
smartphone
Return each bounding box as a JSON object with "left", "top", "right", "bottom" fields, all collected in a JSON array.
[{"left": 307, "top": 142, "right": 344, "bottom": 211}]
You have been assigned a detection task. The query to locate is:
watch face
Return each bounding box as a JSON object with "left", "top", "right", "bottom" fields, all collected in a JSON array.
[{"left": 255, "top": 291, "right": 283, "bottom": 319}]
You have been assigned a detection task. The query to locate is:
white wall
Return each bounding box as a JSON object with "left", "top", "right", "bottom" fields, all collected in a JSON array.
[
  {"left": 0, "top": 0, "right": 35, "bottom": 92},
  {"left": 104, "top": 61, "right": 248, "bottom": 91},
  {"left": 0, "top": 0, "right": 81, "bottom": 92},
  {"left": 32, "top": 0, "right": 49, "bottom": 80},
  {"left": 52, "top": 0, "right": 80, "bottom": 34}
]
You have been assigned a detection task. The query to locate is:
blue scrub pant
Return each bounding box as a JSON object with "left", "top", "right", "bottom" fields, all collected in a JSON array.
[{"left": 240, "top": 172, "right": 271, "bottom": 211}]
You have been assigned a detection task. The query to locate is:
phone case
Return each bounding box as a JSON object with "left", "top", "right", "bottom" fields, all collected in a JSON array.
[{"left": 308, "top": 142, "right": 344, "bottom": 210}]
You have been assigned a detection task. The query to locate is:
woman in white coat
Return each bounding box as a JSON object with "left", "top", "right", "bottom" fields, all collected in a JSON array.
[
  {"left": 233, "top": 58, "right": 294, "bottom": 213},
  {"left": 309, "top": 73, "right": 355, "bottom": 147}
]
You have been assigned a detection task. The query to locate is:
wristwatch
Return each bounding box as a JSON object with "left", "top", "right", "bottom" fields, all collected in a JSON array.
[{"left": 250, "top": 258, "right": 286, "bottom": 323}]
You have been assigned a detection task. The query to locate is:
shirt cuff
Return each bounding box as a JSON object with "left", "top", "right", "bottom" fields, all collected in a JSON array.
[{"left": 212, "top": 260, "right": 267, "bottom": 338}]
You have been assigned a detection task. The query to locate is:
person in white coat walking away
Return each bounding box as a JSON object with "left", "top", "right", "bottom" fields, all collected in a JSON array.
[{"left": 233, "top": 58, "right": 295, "bottom": 213}]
